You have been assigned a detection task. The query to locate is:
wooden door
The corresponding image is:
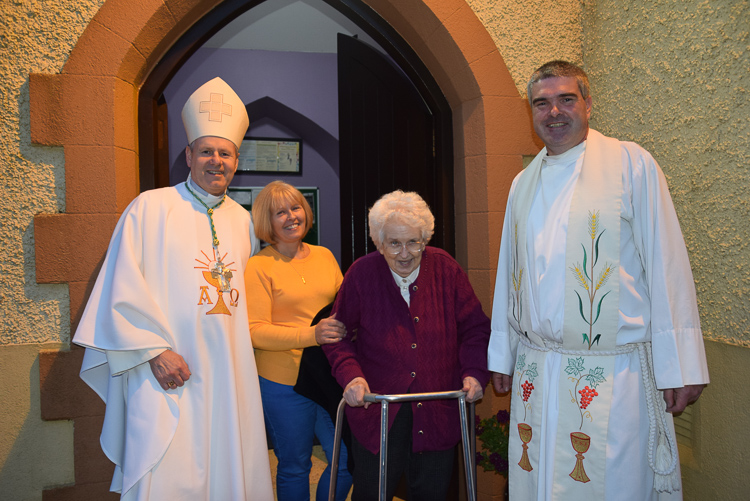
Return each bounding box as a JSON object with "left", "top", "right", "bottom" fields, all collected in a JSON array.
[{"left": 337, "top": 33, "right": 453, "bottom": 270}]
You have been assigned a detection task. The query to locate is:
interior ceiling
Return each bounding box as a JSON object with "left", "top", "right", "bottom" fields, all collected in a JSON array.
[{"left": 204, "top": 0, "right": 380, "bottom": 53}]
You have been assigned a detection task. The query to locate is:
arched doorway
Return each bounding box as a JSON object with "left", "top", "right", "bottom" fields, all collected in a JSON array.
[
  {"left": 138, "top": 0, "right": 455, "bottom": 270},
  {"left": 30, "top": 0, "right": 537, "bottom": 497}
]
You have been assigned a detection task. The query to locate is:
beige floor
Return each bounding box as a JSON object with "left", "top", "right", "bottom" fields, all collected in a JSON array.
[{"left": 268, "top": 446, "right": 406, "bottom": 501}]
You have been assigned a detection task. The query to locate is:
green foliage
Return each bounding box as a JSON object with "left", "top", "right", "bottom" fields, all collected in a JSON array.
[
  {"left": 525, "top": 362, "right": 539, "bottom": 383},
  {"left": 475, "top": 409, "right": 510, "bottom": 477},
  {"left": 565, "top": 356, "right": 586, "bottom": 376},
  {"left": 515, "top": 353, "right": 526, "bottom": 371},
  {"left": 584, "top": 367, "right": 606, "bottom": 388}
]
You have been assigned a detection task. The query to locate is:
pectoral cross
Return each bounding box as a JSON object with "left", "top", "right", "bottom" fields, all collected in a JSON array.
[{"left": 211, "top": 258, "right": 233, "bottom": 293}]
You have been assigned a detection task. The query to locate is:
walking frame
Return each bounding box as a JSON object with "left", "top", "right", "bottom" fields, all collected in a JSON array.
[{"left": 328, "top": 390, "right": 477, "bottom": 501}]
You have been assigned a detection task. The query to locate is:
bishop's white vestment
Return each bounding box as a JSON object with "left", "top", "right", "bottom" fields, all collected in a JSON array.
[
  {"left": 73, "top": 180, "right": 273, "bottom": 500},
  {"left": 488, "top": 131, "right": 709, "bottom": 500}
]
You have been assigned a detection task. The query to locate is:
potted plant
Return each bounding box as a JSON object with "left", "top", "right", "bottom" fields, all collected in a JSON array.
[{"left": 476, "top": 409, "right": 510, "bottom": 478}]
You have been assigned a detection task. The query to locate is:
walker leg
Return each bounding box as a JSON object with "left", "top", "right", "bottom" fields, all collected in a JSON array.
[
  {"left": 458, "top": 394, "right": 477, "bottom": 501},
  {"left": 470, "top": 401, "right": 477, "bottom": 498},
  {"left": 378, "top": 400, "right": 389, "bottom": 501},
  {"left": 328, "top": 399, "right": 347, "bottom": 501}
]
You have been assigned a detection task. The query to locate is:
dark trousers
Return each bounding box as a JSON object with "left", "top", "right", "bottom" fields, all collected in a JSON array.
[{"left": 351, "top": 403, "right": 455, "bottom": 501}]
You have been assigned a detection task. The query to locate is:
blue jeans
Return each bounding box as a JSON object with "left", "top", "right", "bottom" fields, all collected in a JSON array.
[{"left": 259, "top": 376, "right": 353, "bottom": 501}]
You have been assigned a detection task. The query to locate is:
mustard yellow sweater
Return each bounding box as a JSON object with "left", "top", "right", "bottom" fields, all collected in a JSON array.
[{"left": 244, "top": 244, "right": 343, "bottom": 385}]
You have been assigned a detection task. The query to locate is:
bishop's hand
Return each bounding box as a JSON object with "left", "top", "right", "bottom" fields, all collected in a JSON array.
[{"left": 149, "top": 349, "right": 191, "bottom": 391}]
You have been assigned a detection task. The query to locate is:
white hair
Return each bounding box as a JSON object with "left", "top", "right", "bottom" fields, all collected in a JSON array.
[{"left": 368, "top": 190, "right": 435, "bottom": 247}]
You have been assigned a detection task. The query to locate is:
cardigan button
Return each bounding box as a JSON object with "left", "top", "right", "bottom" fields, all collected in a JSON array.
[
  {"left": 414, "top": 316, "right": 419, "bottom": 323},
  {"left": 417, "top": 402, "right": 423, "bottom": 408},
  {"left": 411, "top": 343, "right": 417, "bottom": 349},
  {"left": 412, "top": 285, "right": 418, "bottom": 291},
  {"left": 418, "top": 430, "right": 424, "bottom": 435},
  {"left": 411, "top": 371, "right": 416, "bottom": 378}
]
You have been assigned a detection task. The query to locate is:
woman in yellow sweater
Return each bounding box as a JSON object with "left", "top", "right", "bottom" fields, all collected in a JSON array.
[{"left": 244, "top": 181, "right": 352, "bottom": 501}]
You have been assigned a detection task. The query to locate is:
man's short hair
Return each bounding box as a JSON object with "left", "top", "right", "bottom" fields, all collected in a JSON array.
[{"left": 527, "top": 60, "right": 590, "bottom": 105}]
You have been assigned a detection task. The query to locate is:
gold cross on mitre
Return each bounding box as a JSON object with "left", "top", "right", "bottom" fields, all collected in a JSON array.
[
  {"left": 199, "top": 93, "right": 232, "bottom": 122},
  {"left": 182, "top": 77, "right": 248, "bottom": 148}
]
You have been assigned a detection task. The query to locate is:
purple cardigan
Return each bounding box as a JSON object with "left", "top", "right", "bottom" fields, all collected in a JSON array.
[{"left": 323, "top": 247, "right": 490, "bottom": 453}]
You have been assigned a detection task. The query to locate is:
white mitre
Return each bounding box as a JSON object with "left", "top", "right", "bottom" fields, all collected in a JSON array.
[{"left": 181, "top": 77, "right": 249, "bottom": 149}]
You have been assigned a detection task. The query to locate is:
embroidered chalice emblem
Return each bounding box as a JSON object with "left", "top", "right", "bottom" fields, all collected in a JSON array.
[
  {"left": 517, "top": 423, "right": 533, "bottom": 472},
  {"left": 569, "top": 432, "right": 591, "bottom": 482},
  {"left": 196, "top": 251, "right": 238, "bottom": 315},
  {"left": 515, "top": 355, "right": 537, "bottom": 472}
]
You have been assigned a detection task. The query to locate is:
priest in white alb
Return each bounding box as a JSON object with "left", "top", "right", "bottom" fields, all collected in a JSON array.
[
  {"left": 73, "top": 77, "right": 273, "bottom": 500},
  {"left": 488, "top": 61, "right": 709, "bottom": 500}
]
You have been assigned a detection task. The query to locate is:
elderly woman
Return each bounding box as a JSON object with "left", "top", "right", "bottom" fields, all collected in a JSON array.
[
  {"left": 244, "top": 181, "right": 353, "bottom": 501},
  {"left": 323, "top": 190, "right": 490, "bottom": 501}
]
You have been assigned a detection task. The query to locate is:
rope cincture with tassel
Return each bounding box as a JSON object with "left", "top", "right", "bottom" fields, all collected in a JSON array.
[{"left": 639, "top": 343, "right": 681, "bottom": 493}]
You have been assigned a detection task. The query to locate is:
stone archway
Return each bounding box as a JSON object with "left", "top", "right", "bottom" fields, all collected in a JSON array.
[{"left": 29, "top": 0, "right": 537, "bottom": 497}]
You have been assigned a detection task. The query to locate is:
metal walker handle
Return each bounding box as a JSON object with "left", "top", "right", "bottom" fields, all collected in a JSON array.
[{"left": 329, "top": 390, "right": 477, "bottom": 501}]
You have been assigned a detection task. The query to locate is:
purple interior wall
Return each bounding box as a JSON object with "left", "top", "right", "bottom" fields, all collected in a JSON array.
[{"left": 163, "top": 47, "right": 342, "bottom": 263}]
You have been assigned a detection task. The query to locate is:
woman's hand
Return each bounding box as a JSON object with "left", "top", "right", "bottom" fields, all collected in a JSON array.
[
  {"left": 343, "top": 377, "right": 371, "bottom": 408},
  {"left": 315, "top": 313, "right": 346, "bottom": 345},
  {"left": 462, "top": 376, "right": 484, "bottom": 403}
]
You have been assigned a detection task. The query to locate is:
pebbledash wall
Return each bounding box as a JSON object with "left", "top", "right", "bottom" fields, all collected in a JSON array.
[
  {"left": 0, "top": 1, "right": 107, "bottom": 497},
  {"left": 580, "top": 2, "right": 750, "bottom": 496},
  {"left": 0, "top": 0, "right": 747, "bottom": 500}
]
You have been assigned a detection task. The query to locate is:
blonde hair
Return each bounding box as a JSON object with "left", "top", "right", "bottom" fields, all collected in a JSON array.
[
  {"left": 252, "top": 180, "right": 314, "bottom": 244},
  {"left": 368, "top": 190, "right": 435, "bottom": 247}
]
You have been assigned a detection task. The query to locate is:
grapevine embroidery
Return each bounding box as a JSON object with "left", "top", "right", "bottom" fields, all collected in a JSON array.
[
  {"left": 564, "top": 357, "right": 607, "bottom": 483},
  {"left": 522, "top": 380, "right": 535, "bottom": 403},
  {"left": 516, "top": 354, "right": 538, "bottom": 422},
  {"left": 565, "top": 357, "right": 606, "bottom": 430},
  {"left": 578, "top": 386, "right": 599, "bottom": 411},
  {"left": 515, "top": 354, "right": 538, "bottom": 472},
  {"left": 569, "top": 210, "right": 614, "bottom": 349}
]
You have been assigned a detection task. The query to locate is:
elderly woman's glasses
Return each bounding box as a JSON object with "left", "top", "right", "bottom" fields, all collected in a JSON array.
[{"left": 385, "top": 240, "right": 424, "bottom": 255}]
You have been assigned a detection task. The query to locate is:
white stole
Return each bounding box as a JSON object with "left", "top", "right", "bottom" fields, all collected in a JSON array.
[{"left": 509, "top": 130, "right": 622, "bottom": 499}]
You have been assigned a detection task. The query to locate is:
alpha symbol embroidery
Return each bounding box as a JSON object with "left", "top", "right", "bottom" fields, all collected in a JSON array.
[
  {"left": 198, "top": 286, "right": 213, "bottom": 305},
  {"left": 195, "top": 250, "right": 239, "bottom": 315},
  {"left": 199, "top": 93, "right": 232, "bottom": 122}
]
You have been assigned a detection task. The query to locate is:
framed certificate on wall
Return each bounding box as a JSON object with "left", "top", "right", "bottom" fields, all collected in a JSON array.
[{"left": 237, "top": 137, "right": 302, "bottom": 174}]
